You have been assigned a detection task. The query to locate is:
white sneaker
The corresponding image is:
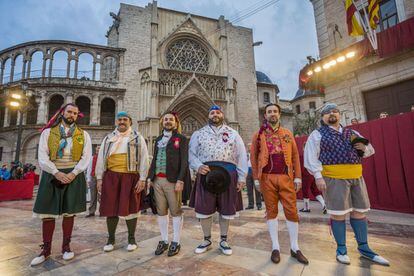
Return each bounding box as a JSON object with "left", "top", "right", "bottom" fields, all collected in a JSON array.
[
  {"left": 62, "top": 251, "right": 74, "bottom": 261},
  {"left": 103, "top": 244, "right": 114, "bottom": 252},
  {"left": 336, "top": 254, "right": 351, "bottom": 265},
  {"left": 219, "top": 240, "right": 233, "bottom": 256},
  {"left": 30, "top": 255, "right": 46, "bottom": 266},
  {"left": 195, "top": 239, "right": 212, "bottom": 254},
  {"left": 364, "top": 255, "right": 390, "bottom": 266},
  {"left": 127, "top": 244, "right": 137, "bottom": 252}
]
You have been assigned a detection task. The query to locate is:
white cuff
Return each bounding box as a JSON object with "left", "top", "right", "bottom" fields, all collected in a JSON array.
[
  {"left": 293, "top": 178, "right": 302, "bottom": 183},
  {"left": 314, "top": 172, "right": 323, "bottom": 179},
  {"left": 52, "top": 168, "right": 59, "bottom": 175}
]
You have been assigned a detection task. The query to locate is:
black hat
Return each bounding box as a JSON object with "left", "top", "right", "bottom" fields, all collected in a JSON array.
[
  {"left": 202, "top": 165, "right": 231, "bottom": 194},
  {"left": 351, "top": 136, "right": 369, "bottom": 157}
]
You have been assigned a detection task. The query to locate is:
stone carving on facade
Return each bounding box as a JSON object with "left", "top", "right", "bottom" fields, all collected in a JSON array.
[
  {"left": 166, "top": 39, "right": 209, "bottom": 73},
  {"left": 181, "top": 116, "right": 202, "bottom": 136}
]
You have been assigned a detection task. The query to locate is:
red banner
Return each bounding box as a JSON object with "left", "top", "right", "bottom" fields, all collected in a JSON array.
[
  {"left": 295, "top": 111, "right": 414, "bottom": 214},
  {"left": 0, "top": 179, "right": 34, "bottom": 201}
]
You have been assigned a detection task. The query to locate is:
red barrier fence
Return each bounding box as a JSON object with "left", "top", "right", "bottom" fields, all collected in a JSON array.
[
  {"left": 0, "top": 179, "right": 34, "bottom": 201},
  {"left": 295, "top": 111, "right": 414, "bottom": 214}
]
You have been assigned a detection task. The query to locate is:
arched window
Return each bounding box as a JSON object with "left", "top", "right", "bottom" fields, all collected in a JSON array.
[
  {"left": 30, "top": 51, "right": 43, "bottom": 78},
  {"left": 75, "top": 96, "right": 91, "bottom": 125},
  {"left": 263, "top": 92, "right": 270, "bottom": 104},
  {"left": 48, "top": 94, "right": 64, "bottom": 120},
  {"left": 0, "top": 106, "right": 5, "bottom": 127},
  {"left": 52, "top": 50, "right": 69, "bottom": 77},
  {"left": 77, "top": 53, "right": 94, "bottom": 80},
  {"left": 100, "top": 98, "right": 115, "bottom": 126},
  {"left": 2, "top": 58, "right": 11, "bottom": 84},
  {"left": 26, "top": 96, "right": 38, "bottom": 125},
  {"left": 13, "top": 54, "right": 24, "bottom": 81},
  {"left": 166, "top": 39, "right": 209, "bottom": 73},
  {"left": 9, "top": 109, "right": 18, "bottom": 126}
]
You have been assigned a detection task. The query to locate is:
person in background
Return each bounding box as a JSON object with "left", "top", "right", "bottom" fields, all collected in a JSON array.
[
  {"left": 246, "top": 143, "right": 262, "bottom": 210},
  {"left": 350, "top": 118, "right": 359, "bottom": 125},
  {"left": 24, "top": 165, "right": 37, "bottom": 181},
  {"left": 379, "top": 112, "right": 389, "bottom": 119},
  {"left": 86, "top": 145, "right": 100, "bottom": 218},
  {"left": 0, "top": 164, "right": 11, "bottom": 181}
]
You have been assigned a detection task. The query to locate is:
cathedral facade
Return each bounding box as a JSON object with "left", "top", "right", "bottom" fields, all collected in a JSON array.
[{"left": 0, "top": 2, "right": 274, "bottom": 167}]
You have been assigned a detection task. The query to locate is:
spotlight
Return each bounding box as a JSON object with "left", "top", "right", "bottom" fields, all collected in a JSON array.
[
  {"left": 346, "top": 51, "right": 355, "bottom": 58},
  {"left": 11, "top": 94, "right": 22, "bottom": 100},
  {"left": 10, "top": 101, "right": 20, "bottom": 107},
  {"left": 307, "top": 70, "right": 313, "bottom": 76},
  {"left": 314, "top": 66, "right": 322, "bottom": 72},
  {"left": 337, "top": 56, "right": 346, "bottom": 62},
  {"left": 323, "top": 63, "right": 330, "bottom": 69}
]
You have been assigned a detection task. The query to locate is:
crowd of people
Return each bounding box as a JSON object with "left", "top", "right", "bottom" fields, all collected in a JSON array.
[
  {"left": 26, "top": 100, "right": 392, "bottom": 269},
  {"left": 0, "top": 162, "right": 37, "bottom": 181}
]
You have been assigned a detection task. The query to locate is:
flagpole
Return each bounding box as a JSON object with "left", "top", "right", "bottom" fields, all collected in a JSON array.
[
  {"left": 361, "top": 2, "right": 378, "bottom": 50},
  {"left": 351, "top": 0, "right": 377, "bottom": 50}
]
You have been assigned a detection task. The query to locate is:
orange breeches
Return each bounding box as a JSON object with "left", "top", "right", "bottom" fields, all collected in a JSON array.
[{"left": 261, "top": 173, "right": 299, "bottom": 222}]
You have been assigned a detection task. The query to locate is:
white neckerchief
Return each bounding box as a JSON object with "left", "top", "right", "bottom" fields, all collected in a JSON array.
[
  {"left": 157, "top": 130, "right": 172, "bottom": 148},
  {"left": 209, "top": 124, "right": 224, "bottom": 134}
]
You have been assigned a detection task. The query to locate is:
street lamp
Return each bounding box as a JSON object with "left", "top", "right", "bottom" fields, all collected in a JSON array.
[{"left": 8, "top": 81, "right": 33, "bottom": 163}]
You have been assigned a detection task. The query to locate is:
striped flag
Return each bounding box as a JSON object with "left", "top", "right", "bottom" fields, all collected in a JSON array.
[
  {"left": 346, "top": 0, "right": 364, "bottom": 36},
  {"left": 368, "top": 0, "right": 380, "bottom": 29}
]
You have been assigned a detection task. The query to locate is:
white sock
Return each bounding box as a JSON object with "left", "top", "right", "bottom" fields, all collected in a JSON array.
[
  {"left": 315, "top": 195, "right": 325, "bottom": 208},
  {"left": 157, "top": 215, "right": 169, "bottom": 242},
  {"left": 172, "top": 216, "right": 183, "bottom": 244},
  {"left": 304, "top": 198, "right": 310, "bottom": 209},
  {"left": 266, "top": 218, "right": 280, "bottom": 250},
  {"left": 286, "top": 220, "right": 300, "bottom": 252}
]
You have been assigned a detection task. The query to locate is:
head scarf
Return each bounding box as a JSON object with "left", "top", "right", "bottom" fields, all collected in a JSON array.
[
  {"left": 320, "top": 103, "right": 338, "bottom": 115},
  {"left": 40, "top": 103, "right": 83, "bottom": 132},
  {"left": 208, "top": 105, "right": 222, "bottom": 113}
]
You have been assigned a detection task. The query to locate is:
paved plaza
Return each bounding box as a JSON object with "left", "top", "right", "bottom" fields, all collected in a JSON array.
[{"left": 0, "top": 191, "right": 413, "bottom": 276}]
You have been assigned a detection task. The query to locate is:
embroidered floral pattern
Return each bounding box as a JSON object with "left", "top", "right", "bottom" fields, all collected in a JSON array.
[{"left": 265, "top": 128, "right": 283, "bottom": 154}]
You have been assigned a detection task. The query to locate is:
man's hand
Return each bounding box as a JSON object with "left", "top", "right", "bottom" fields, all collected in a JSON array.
[
  {"left": 135, "top": 180, "right": 146, "bottom": 193},
  {"left": 54, "top": 172, "right": 71, "bottom": 184},
  {"left": 147, "top": 178, "right": 153, "bottom": 187},
  {"left": 198, "top": 165, "right": 210, "bottom": 175},
  {"left": 97, "top": 179, "right": 103, "bottom": 193},
  {"left": 294, "top": 179, "right": 302, "bottom": 192},
  {"left": 254, "top": 180, "right": 261, "bottom": 192},
  {"left": 353, "top": 142, "right": 366, "bottom": 152},
  {"left": 65, "top": 172, "right": 76, "bottom": 184},
  {"left": 315, "top": 177, "right": 327, "bottom": 193},
  {"left": 237, "top": 181, "right": 245, "bottom": 192},
  {"left": 175, "top": 180, "right": 184, "bottom": 192}
]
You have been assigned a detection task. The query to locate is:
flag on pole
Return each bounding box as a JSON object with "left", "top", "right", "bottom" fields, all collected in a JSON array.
[
  {"left": 346, "top": 0, "right": 364, "bottom": 36},
  {"left": 368, "top": 0, "right": 380, "bottom": 29}
]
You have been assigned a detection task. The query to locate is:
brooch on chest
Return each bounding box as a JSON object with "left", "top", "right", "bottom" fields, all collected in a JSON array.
[
  {"left": 222, "top": 132, "right": 229, "bottom": 143},
  {"left": 173, "top": 137, "right": 180, "bottom": 149}
]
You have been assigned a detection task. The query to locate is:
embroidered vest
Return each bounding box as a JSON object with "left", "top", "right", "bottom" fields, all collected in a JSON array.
[
  {"left": 319, "top": 126, "right": 361, "bottom": 165},
  {"left": 48, "top": 125, "right": 84, "bottom": 162},
  {"left": 196, "top": 125, "right": 239, "bottom": 165}
]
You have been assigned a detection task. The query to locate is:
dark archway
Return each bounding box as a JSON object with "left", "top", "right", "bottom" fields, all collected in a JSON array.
[
  {"left": 100, "top": 98, "right": 115, "bottom": 126},
  {"left": 75, "top": 96, "right": 91, "bottom": 125},
  {"left": 48, "top": 94, "right": 64, "bottom": 120}
]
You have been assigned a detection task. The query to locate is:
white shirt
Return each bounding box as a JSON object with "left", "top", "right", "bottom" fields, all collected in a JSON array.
[
  {"left": 38, "top": 125, "right": 92, "bottom": 176},
  {"left": 95, "top": 130, "right": 149, "bottom": 181},
  {"left": 304, "top": 125, "right": 375, "bottom": 179},
  {"left": 189, "top": 124, "right": 248, "bottom": 182}
]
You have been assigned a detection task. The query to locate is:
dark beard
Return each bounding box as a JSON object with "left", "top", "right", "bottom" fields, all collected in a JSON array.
[
  {"left": 328, "top": 116, "right": 338, "bottom": 124},
  {"left": 62, "top": 116, "right": 75, "bottom": 125},
  {"left": 208, "top": 118, "right": 224, "bottom": 126}
]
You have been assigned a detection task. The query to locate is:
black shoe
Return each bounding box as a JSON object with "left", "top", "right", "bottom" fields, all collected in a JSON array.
[
  {"left": 167, "top": 242, "right": 181, "bottom": 257},
  {"left": 322, "top": 206, "right": 327, "bottom": 214},
  {"left": 299, "top": 208, "right": 311, "bottom": 213},
  {"left": 246, "top": 206, "right": 254, "bottom": 210},
  {"left": 86, "top": 213, "right": 95, "bottom": 218},
  {"left": 257, "top": 206, "right": 262, "bottom": 210},
  {"left": 155, "top": 241, "right": 169, "bottom": 255}
]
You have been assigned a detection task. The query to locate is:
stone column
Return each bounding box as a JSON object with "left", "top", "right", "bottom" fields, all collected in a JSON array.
[
  {"left": 66, "top": 92, "right": 74, "bottom": 104},
  {"left": 26, "top": 59, "right": 32, "bottom": 79},
  {"left": 117, "top": 96, "right": 124, "bottom": 112},
  {"left": 42, "top": 57, "right": 47, "bottom": 78},
  {"left": 3, "top": 107, "right": 10, "bottom": 127},
  {"left": 36, "top": 91, "right": 47, "bottom": 125},
  {"left": 74, "top": 59, "right": 79, "bottom": 79},
  {"left": 10, "top": 59, "right": 15, "bottom": 82},
  {"left": 22, "top": 60, "right": 27, "bottom": 79},
  {"left": 48, "top": 58, "right": 53, "bottom": 78},
  {"left": 90, "top": 94, "right": 100, "bottom": 125},
  {"left": 0, "top": 64, "right": 4, "bottom": 85},
  {"left": 92, "top": 61, "right": 96, "bottom": 81},
  {"left": 66, "top": 57, "right": 71, "bottom": 78}
]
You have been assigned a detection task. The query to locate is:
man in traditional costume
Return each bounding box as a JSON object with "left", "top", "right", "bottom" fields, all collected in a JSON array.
[
  {"left": 31, "top": 103, "right": 92, "bottom": 266},
  {"left": 304, "top": 103, "right": 389, "bottom": 266},
  {"left": 147, "top": 112, "right": 188, "bottom": 257},
  {"left": 250, "top": 103, "right": 308, "bottom": 265},
  {"left": 189, "top": 105, "right": 248, "bottom": 256},
  {"left": 95, "top": 111, "right": 149, "bottom": 252}
]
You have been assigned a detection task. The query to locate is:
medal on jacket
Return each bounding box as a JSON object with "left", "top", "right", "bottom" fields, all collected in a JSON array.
[
  {"left": 222, "top": 132, "right": 229, "bottom": 143},
  {"left": 173, "top": 138, "right": 180, "bottom": 149}
]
